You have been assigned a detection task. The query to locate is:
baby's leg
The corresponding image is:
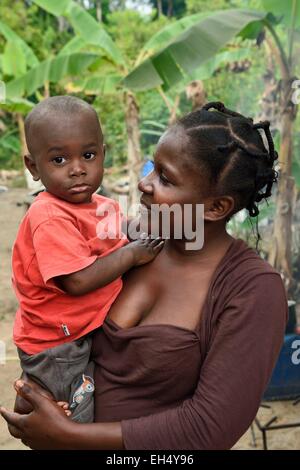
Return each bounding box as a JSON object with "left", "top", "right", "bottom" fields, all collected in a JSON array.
[
  {"left": 17, "top": 337, "right": 94, "bottom": 422},
  {"left": 68, "top": 359, "right": 95, "bottom": 423}
]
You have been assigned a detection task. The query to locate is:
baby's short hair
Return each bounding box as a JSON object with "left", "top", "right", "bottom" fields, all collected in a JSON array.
[{"left": 25, "top": 95, "right": 101, "bottom": 144}]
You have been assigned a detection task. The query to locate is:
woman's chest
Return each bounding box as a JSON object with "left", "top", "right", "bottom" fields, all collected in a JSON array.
[{"left": 108, "top": 254, "right": 215, "bottom": 331}]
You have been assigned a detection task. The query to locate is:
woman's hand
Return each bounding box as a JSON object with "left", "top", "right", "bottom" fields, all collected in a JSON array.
[
  {"left": 14, "top": 376, "right": 71, "bottom": 417},
  {"left": 0, "top": 380, "right": 76, "bottom": 449}
]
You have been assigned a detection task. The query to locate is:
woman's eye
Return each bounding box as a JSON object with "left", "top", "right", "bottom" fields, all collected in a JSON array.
[
  {"left": 84, "top": 152, "right": 96, "bottom": 160},
  {"left": 159, "top": 173, "right": 169, "bottom": 185},
  {"left": 52, "top": 156, "right": 66, "bottom": 165}
]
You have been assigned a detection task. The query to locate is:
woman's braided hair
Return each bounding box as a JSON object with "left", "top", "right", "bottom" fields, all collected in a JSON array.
[{"left": 177, "top": 101, "right": 278, "bottom": 218}]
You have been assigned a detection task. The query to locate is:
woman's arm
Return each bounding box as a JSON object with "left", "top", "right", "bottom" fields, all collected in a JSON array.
[{"left": 1, "top": 380, "right": 124, "bottom": 450}]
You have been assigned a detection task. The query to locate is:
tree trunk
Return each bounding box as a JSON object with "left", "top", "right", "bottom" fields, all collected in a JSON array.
[
  {"left": 167, "top": 0, "right": 173, "bottom": 17},
  {"left": 57, "top": 16, "right": 67, "bottom": 32},
  {"left": 186, "top": 80, "right": 206, "bottom": 111},
  {"left": 125, "top": 92, "right": 142, "bottom": 210},
  {"left": 157, "top": 0, "right": 162, "bottom": 17},
  {"left": 268, "top": 78, "right": 297, "bottom": 294},
  {"left": 17, "top": 113, "right": 28, "bottom": 160},
  {"left": 169, "top": 95, "right": 180, "bottom": 125},
  {"left": 96, "top": 0, "right": 102, "bottom": 22},
  {"left": 44, "top": 80, "right": 50, "bottom": 99},
  {"left": 17, "top": 113, "right": 37, "bottom": 190}
]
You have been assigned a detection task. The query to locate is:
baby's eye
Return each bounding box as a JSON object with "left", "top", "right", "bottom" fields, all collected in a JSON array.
[
  {"left": 52, "top": 156, "right": 66, "bottom": 165},
  {"left": 83, "top": 152, "right": 96, "bottom": 160}
]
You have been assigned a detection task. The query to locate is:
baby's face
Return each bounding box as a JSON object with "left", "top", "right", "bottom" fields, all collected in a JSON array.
[{"left": 26, "top": 110, "right": 104, "bottom": 204}]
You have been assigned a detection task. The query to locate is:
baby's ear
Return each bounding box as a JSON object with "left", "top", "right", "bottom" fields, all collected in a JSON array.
[{"left": 24, "top": 154, "right": 40, "bottom": 181}]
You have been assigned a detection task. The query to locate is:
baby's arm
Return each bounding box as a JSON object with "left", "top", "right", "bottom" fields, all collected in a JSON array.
[{"left": 55, "top": 236, "right": 164, "bottom": 296}]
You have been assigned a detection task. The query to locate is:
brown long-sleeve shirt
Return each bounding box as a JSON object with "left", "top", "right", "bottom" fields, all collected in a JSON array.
[{"left": 92, "top": 239, "right": 288, "bottom": 449}]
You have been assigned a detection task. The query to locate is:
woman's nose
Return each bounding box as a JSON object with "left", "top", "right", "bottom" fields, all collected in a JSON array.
[{"left": 138, "top": 172, "right": 154, "bottom": 193}]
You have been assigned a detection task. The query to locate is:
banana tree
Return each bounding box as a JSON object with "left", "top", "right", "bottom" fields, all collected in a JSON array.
[
  {"left": 125, "top": 2, "right": 299, "bottom": 293},
  {"left": 0, "top": 19, "right": 39, "bottom": 163},
  {"left": 17, "top": 2, "right": 270, "bottom": 208},
  {"left": 4, "top": 3, "right": 297, "bottom": 291},
  {"left": 259, "top": 0, "right": 299, "bottom": 295},
  {"left": 69, "top": 2, "right": 297, "bottom": 290},
  {"left": 0, "top": 18, "right": 101, "bottom": 183}
]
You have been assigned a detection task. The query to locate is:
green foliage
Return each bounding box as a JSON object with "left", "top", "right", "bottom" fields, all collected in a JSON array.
[
  {"left": 2, "top": 42, "right": 26, "bottom": 77},
  {"left": 124, "top": 9, "right": 267, "bottom": 91},
  {"left": 0, "top": 128, "right": 21, "bottom": 169},
  {"left": 5, "top": 53, "right": 99, "bottom": 99},
  {"left": 186, "top": 0, "right": 262, "bottom": 14},
  {"left": 186, "top": 0, "right": 234, "bottom": 13},
  {"left": 32, "top": 0, "right": 124, "bottom": 64},
  {"left": 139, "top": 89, "right": 170, "bottom": 156},
  {"left": 0, "top": 0, "right": 298, "bottom": 181},
  {"left": 261, "top": 0, "right": 300, "bottom": 28},
  {"left": 93, "top": 93, "right": 127, "bottom": 167},
  {"left": 149, "top": 0, "right": 187, "bottom": 18},
  {"left": 204, "top": 43, "right": 266, "bottom": 115},
  {"left": 106, "top": 10, "right": 169, "bottom": 66}
]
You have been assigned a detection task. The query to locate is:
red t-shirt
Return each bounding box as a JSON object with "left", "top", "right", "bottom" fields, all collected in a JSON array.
[{"left": 12, "top": 191, "right": 128, "bottom": 355}]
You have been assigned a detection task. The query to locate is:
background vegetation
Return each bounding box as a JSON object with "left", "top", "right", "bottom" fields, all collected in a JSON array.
[{"left": 0, "top": 0, "right": 299, "bottom": 299}]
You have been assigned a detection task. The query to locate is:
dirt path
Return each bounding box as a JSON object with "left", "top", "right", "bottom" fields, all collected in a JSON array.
[
  {"left": 0, "top": 187, "right": 28, "bottom": 450},
  {"left": 0, "top": 188, "right": 299, "bottom": 450}
]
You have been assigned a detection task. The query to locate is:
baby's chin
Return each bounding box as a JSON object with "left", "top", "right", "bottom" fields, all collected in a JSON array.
[{"left": 49, "top": 189, "right": 94, "bottom": 204}]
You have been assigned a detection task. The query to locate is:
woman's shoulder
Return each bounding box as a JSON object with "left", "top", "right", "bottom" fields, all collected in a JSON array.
[
  {"left": 207, "top": 238, "right": 288, "bottom": 330},
  {"left": 211, "top": 238, "right": 284, "bottom": 301},
  {"left": 222, "top": 238, "right": 281, "bottom": 278}
]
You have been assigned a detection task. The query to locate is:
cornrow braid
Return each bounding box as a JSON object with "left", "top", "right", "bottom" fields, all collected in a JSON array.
[
  {"left": 253, "top": 121, "right": 279, "bottom": 164},
  {"left": 177, "top": 101, "right": 278, "bottom": 221},
  {"left": 203, "top": 101, "right": 252, "bottom": 120}
]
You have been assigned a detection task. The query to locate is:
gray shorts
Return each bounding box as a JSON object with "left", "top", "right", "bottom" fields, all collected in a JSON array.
[{"left": 18, "top": 335, "right": 94, "bottom": 423}]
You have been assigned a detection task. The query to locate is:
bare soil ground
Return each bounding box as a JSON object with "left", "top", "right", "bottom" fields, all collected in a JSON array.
[{"left": 0, "top": 187, "right": 299, "bottom": 450}]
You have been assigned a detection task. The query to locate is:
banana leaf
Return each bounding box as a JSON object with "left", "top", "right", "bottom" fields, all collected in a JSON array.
[
  {"left": 32, "top": 0, "right": 124, "bottom": 65},
  {"left": 0, "top": 20, "right": 39, "bottom": 69},
  {"left": 5, "top": 53, "right": 98, "bottom": 99},
  {"left": 124, "top": 9, "right": 267, "bottom": 92}
]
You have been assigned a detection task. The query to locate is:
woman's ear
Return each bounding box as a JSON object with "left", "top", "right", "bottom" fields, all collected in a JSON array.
[
  {"left": 24, "top": 154, "right": 40, "bottom": 181},
  {"left": 204, "top": 196, "right": 235, "bottom": 222}
]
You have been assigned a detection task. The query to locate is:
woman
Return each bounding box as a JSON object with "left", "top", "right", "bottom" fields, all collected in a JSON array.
[{"left": 1, "top": 102, "right": 287, "bottom": 449}]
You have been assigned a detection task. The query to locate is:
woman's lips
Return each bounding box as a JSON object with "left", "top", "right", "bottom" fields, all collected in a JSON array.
[
  {"left": 140, "top": 198, "right": 151, "bottom": 209},
  {"left": 69, "top": 185, "right": 90, "bottom": 194}
]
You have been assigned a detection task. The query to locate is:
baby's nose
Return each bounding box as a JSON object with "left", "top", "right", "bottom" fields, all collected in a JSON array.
[{"left": 70, "top": 160, "right": 87, "bottom": 177}]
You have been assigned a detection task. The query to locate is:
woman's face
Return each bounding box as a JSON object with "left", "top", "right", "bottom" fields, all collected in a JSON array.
[{"left": 138, "top": 127, "right": 211, "bottom": 239}]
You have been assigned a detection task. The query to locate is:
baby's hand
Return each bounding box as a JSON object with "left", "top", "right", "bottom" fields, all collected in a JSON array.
[
  {"left": 129, "top": 235, "right": 165, "bottom": 266},
  {"left": 57, "top": 401, "right": 72, "bottom": 417}
]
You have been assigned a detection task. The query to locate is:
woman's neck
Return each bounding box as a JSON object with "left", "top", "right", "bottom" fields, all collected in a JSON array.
[{"left": 165, "top": 225, "right": 234, "bottom": 262}]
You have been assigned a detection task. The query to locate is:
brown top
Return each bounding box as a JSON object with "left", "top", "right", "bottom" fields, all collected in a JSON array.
[{"left": 91, "top": 239, "right": 288, "bottom": 449}]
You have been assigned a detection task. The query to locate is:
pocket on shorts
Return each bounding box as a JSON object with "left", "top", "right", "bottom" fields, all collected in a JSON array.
[{"left": 52, "top": 336, "right": 92, "bottom": 364}]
